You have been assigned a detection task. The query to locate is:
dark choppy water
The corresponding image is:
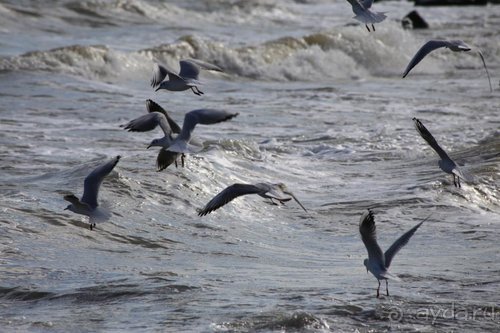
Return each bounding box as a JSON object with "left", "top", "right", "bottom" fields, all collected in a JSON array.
[{"left": 1, "top": 0, "right": 499, "bottom": 332}]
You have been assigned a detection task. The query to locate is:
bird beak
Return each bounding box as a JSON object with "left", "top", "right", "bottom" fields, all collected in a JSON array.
[
  {"left": 155, "top": 87, "right": 161, "bottom": 92},
  {"left": 64, "top": 207, "right": 69, "bottom": 210},
  {"left": 366, "top": 268, "right": 369, "bottom": 274},
  {"left": 147, "top": 144, "right": 152, "bottom": 149}
]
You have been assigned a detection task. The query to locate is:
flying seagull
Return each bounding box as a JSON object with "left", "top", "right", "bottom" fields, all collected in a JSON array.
[
  {"left": 346, "top": 0, "right": 387, "bottom": 32},
  {"left": 198, "top": 182, "right": 307, "bottom": 216},
  {"left": 413, "top": 117, "right": 473, "bottom": 188},
  {"left": 122, "top": 99, "right": 185, "bottom": 171},
  {"left": 402, "top": 39, "right": 492, "bottom": 92},
  {"left": 359, "top": 209, "right": 425, "bottom": 298},
  {"left": 64, "top": 155, "right": 120, "bottom": 230},
  {"left": 151, "top": 59, "right": 223, "bottom": 96}
]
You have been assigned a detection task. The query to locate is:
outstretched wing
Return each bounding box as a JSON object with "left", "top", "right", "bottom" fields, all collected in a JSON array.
[
  {"left": 179, "top": 60, "right": 201, "bottom": 82},
  {"left": 167, "top": 109, "right": 238, "bottom": 153},
  {"left": 81, "top": 156, "right": 120, "bottom": 209},
  {"left": 403, "top": 40, "right": 449, "bottom": 78},
  {"left": 151, "top": 63, "right": 181, "bottom": 88},
  {"left": 198, "top": 183, "right": 264, "bottom": 216},
  {"left": 145, "top": 99, "right": 181, "bottom": 134},
  {"left": 122, "top": 112, "right": 172, "bottom": 137},
  {"left": 384, "top": 220, "right": 424, "bottom": 268},
  {"left": 359, "top": 209, "right": 385, "bottom": 266},
  {"left": 413, "top": 117, "right": 452, "bottom": 162}
]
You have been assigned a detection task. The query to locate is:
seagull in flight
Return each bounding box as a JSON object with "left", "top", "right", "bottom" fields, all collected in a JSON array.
[
  {"left": 122, "top": 100, "right": 185, "bottom": 171},
  {"left": 359, "top": 209, "right": 425, "bottom": 298},
  {"left": 413, "top": 117, "right": 473, "bottom": 188},
  {"left": 64, "top": 156, "right": 120, "bottom": 230},
  {"left": 123, "top": 106, "right": 238, "bottom": 169},
  {"left": 345, "top": 0, "right": 387, "bottom": 32},
  {"left": 402, "top": 39, "right": 492, "bottom": 92},
  {"left": 151, "top": 59, "right": 223, "bottom": 96},
  {"left": 198, "top": 182, "right": 307, "bottom": 216}
]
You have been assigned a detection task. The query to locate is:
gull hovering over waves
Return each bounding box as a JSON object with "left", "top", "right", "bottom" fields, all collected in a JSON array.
[
  {"left": 122, "top": 100, "right": 185, "bottom": 171},
  {"left": 402, "top": 39, "right": 492, "bottom": 92},
  {"left": 64, "top": 156, "right": 120, "bottom": 230},
  {"left": 151, "top": 59, "right": 223, "bottom": 96},
  {"left": 346, "top": 0, "right": 387, "bottom": 32},
  {"left": 359, "top": 209, "right": 425, "bottom": 298},
  {"left": 198, "top": 182, "right": 307, "bottom": 216},
  {"left": 413, "top": 117, "right": 473, "bottom": 188},
  {"left": 166, "top": 108, "right": 238, "bottom": 154}
]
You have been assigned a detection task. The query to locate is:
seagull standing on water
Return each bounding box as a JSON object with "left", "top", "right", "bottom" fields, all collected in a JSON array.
[
  {"left": 402, "top": 39, "right": 492, "bottom": 92},
  {"left": 151, "top": 59, "right": 223, "bottom": 96},
  {"left": 345, "top": 0, "right": 387, "bottom": 32},
  {"left": 198, "top": 182, "right": 307, "bottom": 216},
  {"left": 413, "top": 117, "right": 473, "bottom": 188},
  {"left": 359, "top": 209, "right": 424, "bottom": 298},
  {"left": 64, "top": 155, "right": 120, "bottom": 230}
]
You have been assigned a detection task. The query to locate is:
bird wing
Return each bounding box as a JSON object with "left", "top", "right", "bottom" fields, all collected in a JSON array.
[
  {"left": 167, "top": 109, "right": 238, "bottom": 153},
  {"left": 413, "top": 117, "right": 452, "bottom": 162},
  {"left": 359, "top": 210, "right": 385, "bottom": 266},
  {"left": 145, "top": 99, "right": 182, "bottom": 134},
  {"left": 122, "top": 112, "right": 173, "bottom": 137},
  {"left": 346, "top": 0, "right": 365, "bottom": 13},
  {"left": 185, "top": 59, "right": 223, "bottom": 72},
  {"left": 198, "top": 183, "right": 264, "bottom": 216},
  {"left": 179, "top": 60, "right": 201, "bottom": 81},
  {"left": 384, "top": 220, "right": 424, "bottom": 269},
  {"left": 477, "top": 50, "right": 493, "bottom": 93},
  {"left": 64, "top": 194, "right": 92, "bottom": 211},
  {"left": 156, "top": 149, "right": 179, "bottom": 172},
  {"left": 403, "top": 40, "right": 449, "bottom": 78},
  {"left": 150, "top": 63, "right": 181, "bottom": 88},
  {"left": 359, "top": 0, "right": 373, "bottom": 9},
  {"left": 81, "top": 156, "right": 120, "bottom": 209}
]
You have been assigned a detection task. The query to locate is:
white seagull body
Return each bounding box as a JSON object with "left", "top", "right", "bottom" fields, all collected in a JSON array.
[
  {"left": 198, "top": 182, "right": 307, "bottom": 216},
  {"left": 151, "top": 59, "right": 223, "bottom": 96},
  {"left": 359, "top": 209, "right": 424, "bottom": 297},
  {"left": 403, "top": 39, "right": 492, "bottom": 91},
  {"left": 64, "top": 155, "right": 120, "bottom": 230},
  {"left": 413, "top": 117, "right": 473, "bottom": 188},
  {"left": 346, "top": 0, "right": 386, "bottom": 32}
]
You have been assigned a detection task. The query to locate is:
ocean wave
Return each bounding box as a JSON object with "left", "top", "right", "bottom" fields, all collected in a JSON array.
[{"left": 0, "top": 23, "right": 476, "bottom": 82}]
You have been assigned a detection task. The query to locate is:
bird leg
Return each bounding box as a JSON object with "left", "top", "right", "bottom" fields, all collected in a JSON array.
[
  {"left": 452, "top": 174, "right": 461, "bottom": 188},
  {"left": 385, "top": 280, "right": 389, "bottom": 296},
  {"left": 376, "top": 280, "right": 381, "bottom": 298},
  {"left": 89, "top": 223, "right": 95, "bottom": 231},
  {"left": 372, "top": 24, "right": 375, "bottom": 32},
  {"left": 181, "top": 153, "right": 185, "bottom": 167},
  {"left": 365, "top": 24, "right": 370, "bottom": 32},
  {"left": 190, "top": 87, "right": 202, "bottom": 96}
]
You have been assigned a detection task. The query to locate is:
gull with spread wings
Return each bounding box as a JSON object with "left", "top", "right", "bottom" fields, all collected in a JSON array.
[
  {"left": 359, "top": 209, "right": 424, "bottom": 297},
  {"left": 64, "top": 156, "right": 120, "bottom": 230},
  {"left": 151, "top": 59, "right": 223, "bottom": 96},
  {"left": 413, "top": 117, "right": 473, "bottom": 188},
  {"left": 198, "top": 182, "right": 307, "bottom": 216},
  {"left": 345, "top": 0, "right": 387, "bottom": 32}
]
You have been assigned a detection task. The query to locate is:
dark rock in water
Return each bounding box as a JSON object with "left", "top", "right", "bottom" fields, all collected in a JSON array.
[
  {"left": 402, "top": 10, "right": 429, "bottom": 30},
  {"left": 415, "top": 0, "right": 487, "bottom": 6}
]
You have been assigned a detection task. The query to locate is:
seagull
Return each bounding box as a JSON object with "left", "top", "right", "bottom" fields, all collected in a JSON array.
[
  {"left": 413, "top": 117, "right": 473, "bottom": 188},
  {"left": 166, "top": 108, "right": 239, "bottom": 154},
  {"left": 122, "top": 100, "right": 185, "bottom": 171},
  {"left": 359, "top": 209, "right": 424, "bottom": 298},
  {"left": 150, "top": 59, "right": 223, "bottom": 96},
  {"left": 123, "top": 106, "right": 238, "bottom": 169},
  {"left": 346, "top": 0, "right": 387, "bottom": 32},
  {"left": 64, "top": 156, "right": 120, "bottom": 230},
  {"left": 198, "top": 182, "right": 307, "bottom": 216},
  {"left": 402, "top": 39, "right": 492, "bottom": 92}
]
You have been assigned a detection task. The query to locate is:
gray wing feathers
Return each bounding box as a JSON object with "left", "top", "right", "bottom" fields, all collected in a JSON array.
[
  {"left": 413, "top": 118, "right": 451, "bottom": 161},
  {"left": 403, "top": 40, "right": 448, "bottom": 78},
  {"left": 151, "top": 63, "right": 170, "bottom": 88},
  {"left": 122, "top": 112, "right": 172, "bottom": 137},
  {"left": 359, "top": 210, "right": 385, "bottom": 265},
  {"left": 145, "top": 99, "right": 182, "bottom": 133},
  {"left": 179, "top": 60, "right": 201, "bottom": 80},
  {"left": 81, "top": 156, "right": 120, "bottom": 209},
  {"left": 178, "top": 109, "right": 239, "bottom": 143},
  {"left": 156, "top": 149, "right": 179, "bottom": 172},
  {"left": 198, "top": 184, "right": 264, "bottom": 216},
  {"left": 384, "top": 221, "right": 423, "bottom": 269}
]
